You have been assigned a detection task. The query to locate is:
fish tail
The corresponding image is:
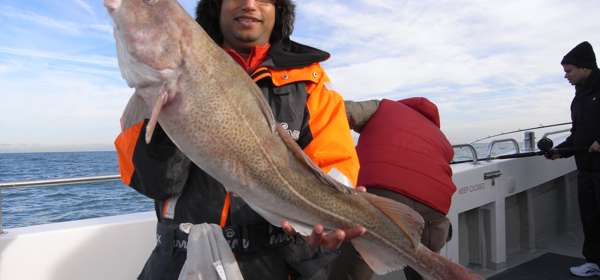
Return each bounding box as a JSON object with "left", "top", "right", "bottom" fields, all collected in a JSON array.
[{"left": 413, "top": 245, "right": 483, "bottom": 280}]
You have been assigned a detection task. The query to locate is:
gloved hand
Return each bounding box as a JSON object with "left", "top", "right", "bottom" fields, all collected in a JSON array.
[
  {"left": 544, "top": 149, "right": 561, "bottom": 160},
  {"left": 344, "top": 100, "right": 380, "bottom": 133},
  {"left": 589, "top": 141, "right": 600, "bottom": 152}
]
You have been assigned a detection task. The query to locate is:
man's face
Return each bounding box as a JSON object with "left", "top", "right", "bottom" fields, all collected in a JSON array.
[
  {"left": 563, "top": 64, "right": 591, "bottom": 86},
  {"left": 220, "top": 0, "right": 276, "bottom": 50}
]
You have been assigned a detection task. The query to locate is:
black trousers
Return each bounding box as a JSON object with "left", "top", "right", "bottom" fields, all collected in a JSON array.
[
  {"left": 138, "top": 222, "right": 338, "bottom": 280},
  {"left": 577, "top": 171, "right": 600, "bottom": 264}
]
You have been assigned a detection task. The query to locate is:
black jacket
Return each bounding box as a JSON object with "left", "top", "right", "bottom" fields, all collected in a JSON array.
[{"left": 556, "top": 68, "right": 600, "bottom": 171}]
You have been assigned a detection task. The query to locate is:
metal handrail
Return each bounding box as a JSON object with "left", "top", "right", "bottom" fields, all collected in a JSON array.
[
  {"left": 452, "top": 144, "right": 479, "bottom": 164},
  {"left": 0, "top": 175, "right": 121, "bottom": 189},
  {"left": 0, "top": 175, "right": 121, "bottom": 234},
  {"left": 486, "top": 139, "right": 520, "bottom": 159}
]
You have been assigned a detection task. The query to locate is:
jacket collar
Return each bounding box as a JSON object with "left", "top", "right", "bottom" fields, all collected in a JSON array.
[
  {"left": 576, "top": 68, "right": 600, "bottom": 95},
  {"left": 267, "top": 38, "right": 330, "bottom": 70},
  {"left": 224, "top": 44, "right": 271, "bottom": 73}
]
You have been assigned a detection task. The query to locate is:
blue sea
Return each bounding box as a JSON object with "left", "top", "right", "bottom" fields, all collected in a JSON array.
[
  {"left": 0, "top": 151, "right": 153, "bottom": 229},
  {"left": 0, "top": 142, "right": 523, "bottom": 229}
]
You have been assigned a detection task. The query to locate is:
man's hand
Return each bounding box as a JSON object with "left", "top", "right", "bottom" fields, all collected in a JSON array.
[
  {"left": 589, "top": 141, "right": 600, "bottom": 152},
  {"left": 281, "top": 186, "right": 368, "bottom": 251},
  {"left": 544, "top": 149, "right": 561, "bottom": 160},
  {"left": 281, "top": 222, "right": 366, "bottom": 251}
]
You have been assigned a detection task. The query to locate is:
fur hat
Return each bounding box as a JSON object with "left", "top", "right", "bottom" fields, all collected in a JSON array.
[{"left": 561, "top": 41, "right": 598, "bottom": 69}]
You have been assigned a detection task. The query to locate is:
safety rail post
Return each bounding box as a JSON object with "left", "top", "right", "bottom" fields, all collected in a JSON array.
[
  {"left": 486, "top": 139, "right": 521, "bottom": 159},
  {"left": 524, "top": 131, "right": 536, "bottom": 152},
  {"left": 452, "top": 144, "right": 479, "bottom": 164}
]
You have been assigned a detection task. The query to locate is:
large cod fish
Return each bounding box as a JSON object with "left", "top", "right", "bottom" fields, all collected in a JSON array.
[{"left": 104, "top": 0, "right": 479, "bottom": 279}]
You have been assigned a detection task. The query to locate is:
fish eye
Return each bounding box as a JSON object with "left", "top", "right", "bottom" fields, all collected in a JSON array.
[{"left": 143, "top": 0, "right": 159, "bottom": 5}]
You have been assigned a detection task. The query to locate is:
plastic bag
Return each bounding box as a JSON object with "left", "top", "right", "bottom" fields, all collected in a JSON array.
[{"left": 178, "top": 223, "right": 244, "bottom": 280}]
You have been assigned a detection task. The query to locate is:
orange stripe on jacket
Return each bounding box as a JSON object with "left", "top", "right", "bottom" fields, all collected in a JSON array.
[
  {"left": 219, "top": 192, "right": 231, "bottom": 228},
  {"left": 303, "top": 84, "right": 359, "bottom": 187},
  {"left": 267, "top": 64, "right": 359, "bottom": 187},
  {"left": 114, "top": 121, "right": 144, "bottom": 186}
]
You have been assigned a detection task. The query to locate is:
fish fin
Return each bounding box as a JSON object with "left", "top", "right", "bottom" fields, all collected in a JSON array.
[
  {"left": 145, "top": 83, "right": 176, "bottom": 144},
  {"left": 351, "top": 237, "right": 407, "bottom": 275},
  {"left": 248, "top": 203, "right": 313, "bottom": 236},
  {"left": 285, "top": 221, "right": 313, "bottom": 237},
  {"left": 275, "top": 125, "right": 350, "bottom": 193},
  {"left": 412, "top": 245, "right": 483, "bottom": 280},
  {"left": 121, "top": 92, "right": 150, "bottom": 132},
  {"left": 360, "top": 192, "right": 424, "bottom": 249},
  {"left": 145, "top": 91, "right": 168, "bottom": 144}
]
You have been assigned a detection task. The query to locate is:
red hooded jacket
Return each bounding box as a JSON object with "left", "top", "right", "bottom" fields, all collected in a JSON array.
[{"left": 356, "top": 98, "right": 456, "bottom": 214}]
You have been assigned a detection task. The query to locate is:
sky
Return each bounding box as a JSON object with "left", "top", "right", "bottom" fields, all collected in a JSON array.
[{"left": 0, "top": 0, "right": 598, "bottom": 153}]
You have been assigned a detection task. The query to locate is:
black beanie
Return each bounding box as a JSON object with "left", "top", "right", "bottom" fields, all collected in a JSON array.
[{"left": 561, "top": 41, "right": 598, "bottom": 69}]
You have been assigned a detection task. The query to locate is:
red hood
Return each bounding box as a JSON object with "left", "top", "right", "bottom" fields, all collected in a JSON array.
[{"left": 356, "top": 98, "right": 456, "bottom": 214}]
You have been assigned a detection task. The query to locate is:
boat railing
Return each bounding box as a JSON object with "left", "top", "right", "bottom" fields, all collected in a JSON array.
[
  {"left": 451, "top": 144, "right": 480, "bottom": 164},
  {"left": 452, "top": 138, "right": 523, "bottom": 165},
  {"left": 452, "top": 127, "right": 572, "bottom": 164},
  {"left": 485, "top": 138, "right": 520, "bottom": 159},
  {"left": 0, "top": 175, "right": 121, "bottom": 234}
]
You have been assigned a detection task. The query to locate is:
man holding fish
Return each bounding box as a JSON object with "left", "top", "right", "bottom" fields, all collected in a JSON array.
[{"left": 113, "top": 0, "right": 364, "bottom": 279}]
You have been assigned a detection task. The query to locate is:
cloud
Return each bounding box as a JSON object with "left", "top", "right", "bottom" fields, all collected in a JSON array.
[
  {"left": 73, "top": 0, "right": 95, "bottom": 17},
  {"left": 0, "top": 63, "right": 10, "bottom": 75},
  {"left": 89, "top": 24, "right": 113, "bottom": 34},
  {"left": 0, "top": 5, "right": 112, "bottom": 36},
  {"left": 293, "top": 0, "right": 596, "bottom": 143},
  {"left": 2, "top": 0, "right": 599, "bottom": 152},
  {"left": 0, "top": 47, "right": 117, "bottom": 68},
  {"left": 0, "top": 67, "right": 131, "bottom": 150},
  {"left": 0, "top": 6, "right": 80, "bottom": 34}
]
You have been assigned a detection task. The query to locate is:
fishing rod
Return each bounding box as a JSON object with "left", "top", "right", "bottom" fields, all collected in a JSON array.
[
  {"left": 470, "top": 122, "right": 572, "bottom": 144},
  {"left": 451, "top": 138, "right": 586, "bottom": 164}
]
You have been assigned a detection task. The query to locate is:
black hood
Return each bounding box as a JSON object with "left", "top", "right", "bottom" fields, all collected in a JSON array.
[
  {"left": 562, "top": 41, "right": 598, "bottom": 70},
  {"left": 268, "top": 39, "right": 330, "bottom": 69}
]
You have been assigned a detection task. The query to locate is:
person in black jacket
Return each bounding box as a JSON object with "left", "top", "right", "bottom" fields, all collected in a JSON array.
[{"left": 546, "top": 41, "right": 600, "bottom": 278}]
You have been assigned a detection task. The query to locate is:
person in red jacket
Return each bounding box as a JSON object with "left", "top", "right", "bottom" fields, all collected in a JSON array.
[{"left": 332, "top": 98, "right": 456, "bottom": 280}]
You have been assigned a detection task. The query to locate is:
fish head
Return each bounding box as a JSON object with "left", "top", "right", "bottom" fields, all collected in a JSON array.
[{"left": 105, "top": 0, "right": 186, "bottom": 88}]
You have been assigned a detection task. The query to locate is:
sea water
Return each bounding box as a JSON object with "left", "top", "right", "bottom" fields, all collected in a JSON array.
[{"left": 0, "top": 151, "right": 153, "bottom": 228}]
